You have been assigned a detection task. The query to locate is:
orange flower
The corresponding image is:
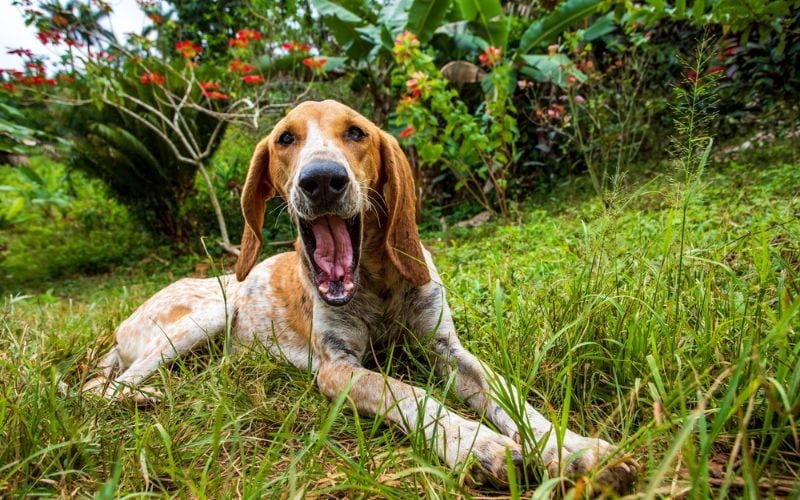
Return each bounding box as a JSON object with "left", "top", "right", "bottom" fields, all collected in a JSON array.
[
  {"left": 242, "top": 74, "right": 265, "bottom": 84},
  {"left": 229, "top": 28, "right": 262, "bottom": 49},
  {"left": 176, "top": 40, "right": 202, "bottom": 58},
  {"left": 478, "top": 46, "right": 502, "bottom": 67},
  {"left": 140, "top": 72, "right": 166, "bottom": 85},
  {"left": 282, "top": 41, "right": 311, "bottom": 52},
  {"left": 199, "top": 81, "right": 221, "bottom": 90},
  {"left": 302, "top": 57, "right": 327, "bottom": 72},
  {"left": 58, "top": 74, "right": 75, "bottom": 83},
  {"left": 147, "top": 13, "right": 163, "bottom": 25},
  {"left": 398, "top": 125, "right": 415, "bottom": 139},
  {"left": 52, "top": 15, "right": 69, "bottom": 26},
  {"left": 228, "top": 59, "right": 255, "bottom": 74},
  {"left": 202, "top": 90, "right": 229, "bottom": 100}
]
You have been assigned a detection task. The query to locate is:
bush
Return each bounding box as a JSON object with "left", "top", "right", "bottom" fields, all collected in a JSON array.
[{"left": 0, "top": 158, "right": 151, "bottom": 291}]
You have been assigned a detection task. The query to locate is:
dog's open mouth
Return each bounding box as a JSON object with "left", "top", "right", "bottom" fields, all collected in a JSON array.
[{"left": 299, "top": 214, "right": 362, "bottom": 306}]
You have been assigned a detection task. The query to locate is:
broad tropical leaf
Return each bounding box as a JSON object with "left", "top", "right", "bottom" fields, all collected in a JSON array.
[
  {"left": 406, "top": 0, "right": 451, "bottom": 42},
  {"left": 456, "top": 0, "right": 508, "bottom": 47},
  {"left": 520, "top": 0, "right": 601, "bottom": 52}
]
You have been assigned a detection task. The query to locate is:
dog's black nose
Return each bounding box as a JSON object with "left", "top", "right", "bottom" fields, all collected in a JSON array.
[{"left": 298, "top": 161, "right": 349, "bottom": 204}]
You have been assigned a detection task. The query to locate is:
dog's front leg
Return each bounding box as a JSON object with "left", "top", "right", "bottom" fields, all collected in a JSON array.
[
  {"left": 407, "top": 273, "right": 636, "bottom": 490},
  {"left": 312, "top": 318, "right": 522, "bottom": 483}
]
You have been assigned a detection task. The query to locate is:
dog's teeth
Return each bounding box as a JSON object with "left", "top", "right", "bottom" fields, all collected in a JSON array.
[
  {"left": 344, "top": 281, "right": 355, "bottom": 292},
  {"left": 318, "top": 283, "right": 330, "bottom": 294}
]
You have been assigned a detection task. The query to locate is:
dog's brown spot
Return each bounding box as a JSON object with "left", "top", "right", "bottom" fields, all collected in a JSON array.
[
  {"left": 159, "top": 304, "right": 191, "bottom": 324},
  {"left": 269, "top": 253, "right": 312, "bottom": 340}
]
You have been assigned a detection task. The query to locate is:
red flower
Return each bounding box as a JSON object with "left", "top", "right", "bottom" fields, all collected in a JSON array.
[
  {"left": 724, "top": 46, "right": 738, "bottom": 57},
  {"left": 405, "top": 71, "right": 425, "bottom": 98},
  {"left": 37, "top": 31, "right": 62, "bottom": 45},
  {"left": 708, "top": 65, "right": 725, "bottom": 75},
  {"left": 478, "top": 46, "right": 502, "bottom": 67},
  {"left": 237, "top": 29, "right": 262, "bottom": 41},
  {"left": 176, "top": 40, "right": 202, "bottom": 59},
  {"left": 199, "top": 81, "right": 221, "bottom": 90},
  {"left": 242, "top": 74, "right": 265, "bottom": 84},
  {"left": 26, "top": 62, "right": 45, "bottom": 73},
  {"left": 393, "top": 31, "right": 420, "bottom": 60},
  {"left": 7, "top": 48, "right": 34, "bottom": 57},
  {"left": 398, "top": 125, "right": 415, "bottom": 139},
  {"left": 65, "top": 39, "right": 82, "bottom": 48},
  {"left": 394, "top": 31, "right": 419, "bottom": 48},
  {"left": 202, "top": 90, "right": 229, "bottom": 100},
  {"left": 302, "top": 57, "right": 327, "bottom": 71},
  {"left": 229, "top": 28, "right": 262, "bottom": 49},
  {"left": 2, "top": 82, "right": 15, "bottom": 92},
  {"left": 282, "top": 41, "right": 311, "bottom": 52},
  {"left": 140, "top": 72, "right": 166, "bottom": 85},
  {"left": 229, "top": 37, "right": 248, "bottom": 49},
  {"left": 228, "top": 59, "right": 255, "bottom": 74},
  {"left": 687, "top": 70, "right": 698, "bottom": 82}
]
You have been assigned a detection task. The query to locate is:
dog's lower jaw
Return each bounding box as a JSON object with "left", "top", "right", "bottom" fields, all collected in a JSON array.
[{"left": 299, "top": 213, "right": 362, "bottom": 306}]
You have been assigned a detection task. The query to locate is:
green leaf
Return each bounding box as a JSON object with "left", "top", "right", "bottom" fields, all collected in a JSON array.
[
  {"left": 521, "top": 53, "right": 586, "bottom": 87},
  {"left": 407, "top": 0, "right": 452, "bottom": 43},
  {"left": 582, "top": 12, "right": 616, "bottom": 41},
  {"left": 378, "top": 0, "right": 412, "bottom": 32},
  {"left": 312, "top": 0, "right": 374, "bottom": 59},
  {"left": 520, "top": 0, "right": 601, "bottom": 52},
  {"left": 456, "top": 0, "right": 508, "bottom": 47}
]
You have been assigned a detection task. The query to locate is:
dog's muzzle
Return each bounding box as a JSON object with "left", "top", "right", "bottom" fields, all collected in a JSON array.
[{"left": 295, "top": 161, "right": 362, "bottom": 306}]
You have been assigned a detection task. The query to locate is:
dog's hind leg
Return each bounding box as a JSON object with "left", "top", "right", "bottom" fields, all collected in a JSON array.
[
  {"left": 82, "top": 347, "right": 122, "bottom": 395},
  {"left": 83, "top": 277, "right": 235, "bottom": 403}
]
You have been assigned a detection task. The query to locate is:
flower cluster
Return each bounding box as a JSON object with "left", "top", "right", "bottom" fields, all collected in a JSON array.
[
  {"left": 229, "top": 28, "right": 262, "bottom": 49},
  {"left": 228, "top": 59, "right": 255, "bottom": 74},
  {"left": 405, "top": 71, "right": 426, "bottom": 98},
  {"left": 37, "top": 31, "right": 62, "bottom": 45},
  {"left": 242, "top": 74, "right": 264, "bottom": 84},
  {"left": 478, "top": 46, "right": 501, "bottom": 67},
  {"left": 1, "top": 66, "right": 58, "bottom": 90},
  {"left": 393, "top": 31, "right": 420, "bottom": 61},
  {"left": 302, "top": 57, "right": 327, "bottom": 75},
  {"left": 282, "top": 41, "right": 311, "bottom": 53},
  {"left": 140, "top": 72, "right": 165, "bottom": 85},
  {"left": 175, "top": 40, "right": 202, "bottom": 59},
  {"left": 199, "top": 81, "right": 228, "bottom": 99}
]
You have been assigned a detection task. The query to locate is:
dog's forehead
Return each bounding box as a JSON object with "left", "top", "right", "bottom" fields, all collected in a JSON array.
[{"left": 277, "top": 100, "right": 370, "bottom": 136}]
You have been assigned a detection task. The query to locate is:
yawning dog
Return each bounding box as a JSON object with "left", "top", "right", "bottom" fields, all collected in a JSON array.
[{"left": 84, "top": 100, "right": 636, "bottom": 489}]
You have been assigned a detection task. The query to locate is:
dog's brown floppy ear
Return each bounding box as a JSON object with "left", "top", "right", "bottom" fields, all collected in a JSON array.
[
  {"left": 380, "top": 131, "right": 431, "bottom": 286},
  {"left": 236, "top": 135, "right": 275, "bottom": 281}
]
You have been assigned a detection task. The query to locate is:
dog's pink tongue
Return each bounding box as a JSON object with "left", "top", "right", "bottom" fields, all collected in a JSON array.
[{"left": 311, "top": 216, "right": 352, "bottom": 282}]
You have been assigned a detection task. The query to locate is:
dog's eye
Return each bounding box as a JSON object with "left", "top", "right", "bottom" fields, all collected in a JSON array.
[
  {"left": 346, "top": 126, "right": 366, "bottom": 141},
  {"left": 278, "top": 131, "right": 295, "bottom": 146}
]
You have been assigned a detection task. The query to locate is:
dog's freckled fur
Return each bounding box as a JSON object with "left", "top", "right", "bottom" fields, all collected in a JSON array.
[{"left": 82, "top": 100, "right": 636, "bottom": 490}]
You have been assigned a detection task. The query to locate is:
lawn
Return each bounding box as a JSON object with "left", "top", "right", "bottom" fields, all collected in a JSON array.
[{"left": 1, "top": 141, "right": 798, "bottom": 497}]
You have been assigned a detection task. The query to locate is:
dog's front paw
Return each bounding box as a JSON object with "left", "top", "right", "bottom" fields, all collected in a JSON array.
[
  {"left": 542, "top": 434, "right": 637, "bottom": 492},
  {"left": 442, "top": 418, "right": 522, "bottom": 485}
]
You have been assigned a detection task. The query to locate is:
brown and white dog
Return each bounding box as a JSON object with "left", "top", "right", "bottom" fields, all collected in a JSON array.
[{"left": 83, "top": 100, "right": 636, "bottom": 488}]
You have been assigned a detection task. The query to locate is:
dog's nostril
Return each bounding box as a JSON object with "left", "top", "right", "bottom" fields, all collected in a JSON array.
[
  {"left": 299, "top": 178, "right": 319, "bottom": 196},
  {"left": 329, "top": 175, "right": 347, "bottom": 193}
]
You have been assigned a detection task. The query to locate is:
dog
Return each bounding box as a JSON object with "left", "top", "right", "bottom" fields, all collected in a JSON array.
[{"left": 83, "top": 100, "right": 636, "bottom": 489}]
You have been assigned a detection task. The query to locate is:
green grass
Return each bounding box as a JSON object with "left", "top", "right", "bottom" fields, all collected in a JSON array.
[{"left": 1, "top": 143, "right": 798, "bottom": 497}]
